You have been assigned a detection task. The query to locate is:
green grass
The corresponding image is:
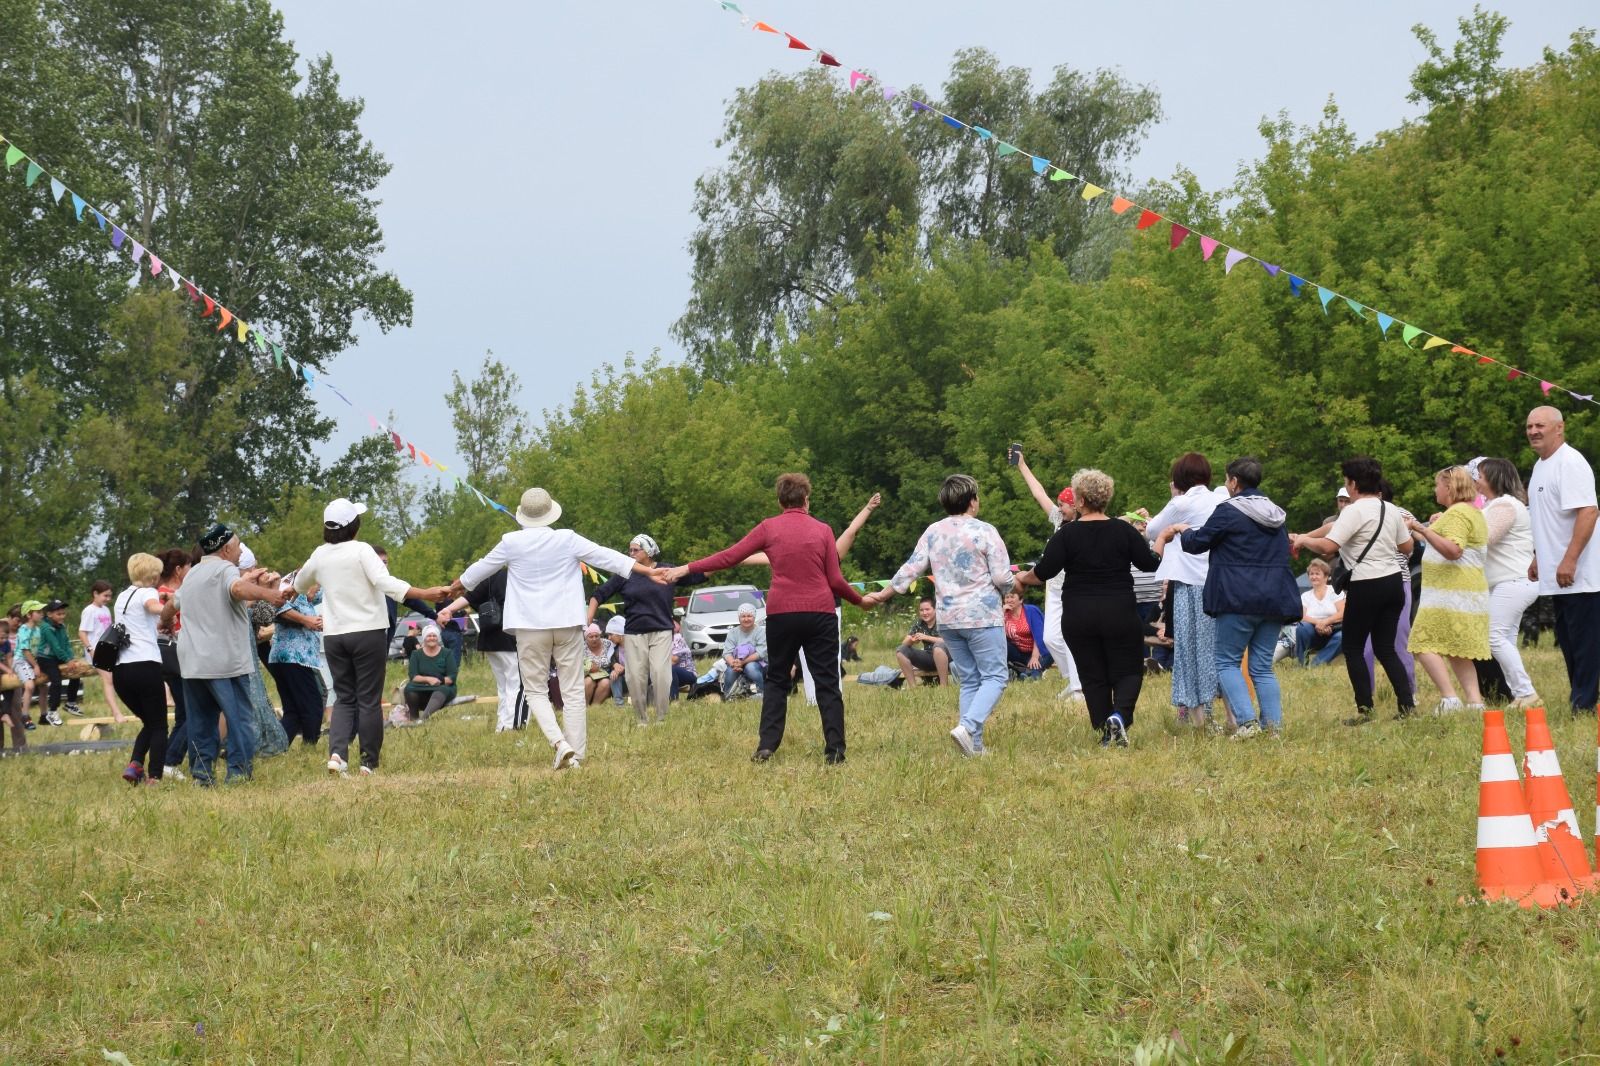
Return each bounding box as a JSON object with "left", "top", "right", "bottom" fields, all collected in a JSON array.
[{"left": 5, "top": 629, "right": 1600, "bottom": 1063}]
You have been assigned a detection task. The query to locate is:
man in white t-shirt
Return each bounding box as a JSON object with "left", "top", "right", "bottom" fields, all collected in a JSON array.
[{"left": 1526, "top": 405, "right": 1600, "bottom": 714}]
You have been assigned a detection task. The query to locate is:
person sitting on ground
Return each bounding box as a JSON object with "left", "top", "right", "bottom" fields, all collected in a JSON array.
[
  {"left": 11, "top": 601, "right": 44, "bottom": 727},
  {"left": 581, "top": 624, "right": 615, "bottom": 705},
  {"left": 0, "top": 620, "right": 25, "bottom": 750},
  {"left": 1002, "top": 590, "right": 1052, "bottom": 680},
  {"left": 401, "top": 620, "right": 420, "bottom": 658},
  {"left": 720, "top": 603, "right": 767, "bottom": 700},
  {"left": 603, "top": 615, "right": 628, "bottom": 706},
  {"left": 669, "top": 619, "right": 698, "bottom": 700},
  {"left": 401, "top": 624, "right": 457, "bottom": 724},
  {"left": 36, "top": 599, "right": 83, "bottom": 722},
  {"left": 894, "top": 595, "right": 950, "bottom": 687},
  {"left": 1287, "top": 558, "right": 1345, "bottom": 666}
]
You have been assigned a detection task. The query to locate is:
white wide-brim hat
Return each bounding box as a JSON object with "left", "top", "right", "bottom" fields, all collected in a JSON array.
[{"left": 515, "top": 487, "right": 562, "bottom": 528}]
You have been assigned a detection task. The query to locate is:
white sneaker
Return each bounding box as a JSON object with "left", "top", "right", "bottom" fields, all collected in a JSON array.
[
  {"left": 327, "top": 753, "right": 348, "bottom": 776},
  {"left": 949, "top": 724, "right": 977, "bottom": 758},
  {"left": 1432, "top": 697, "right": 1464, "bottom": 716},
  {"left": 552, "top": 740, "right": 577, "bottom": 770},
  {"left": 1055, "top": 685, "right": 1084, "bottom": 702},
  {"left": 163, "top": 766, "right": 185, "bottom": 781},
  {"left": 1231, "top": 721, "right": 1263, "bottom": 741},
  {"left": 358, "top": 765, "right": 375, "bottom": 776}
]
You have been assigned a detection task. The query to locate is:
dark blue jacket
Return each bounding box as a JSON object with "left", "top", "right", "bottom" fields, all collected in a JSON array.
[
  {"left": 1179, "top": 489, "right": 1301, "bottom": 621},
  {"left": 1006, "top": 603, "right": 1054, "bottom": 670}
]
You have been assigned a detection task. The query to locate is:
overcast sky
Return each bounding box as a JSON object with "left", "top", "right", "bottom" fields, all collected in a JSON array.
[{"left": 268, "top": 0, "right": 1593, "bottom": 474}]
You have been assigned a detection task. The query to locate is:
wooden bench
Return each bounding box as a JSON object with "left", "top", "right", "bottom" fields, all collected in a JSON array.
[{"left": 74, "top": 714, "right": 173, "bottom": 741}]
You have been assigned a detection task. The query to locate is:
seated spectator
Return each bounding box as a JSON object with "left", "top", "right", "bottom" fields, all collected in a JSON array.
[
  {"left": 1285, "top": 559, "right": 1345, "bottom": 666},
  {"left": 401, "top": 620, "right": 420, "bottom": 658},
  {"left": 841, "top": 635, "right": 861, "bottom": 662},
  {"left": 1002, "top": 591, "right": 1052, "bottom": 680},
  {"left": 895, "top": 596, "right": 950, "bottom": 686},
  {"left": 0, "top": 619, "right": 24, "bottom": 749},
  {"left": 604, "top": 614, "right": 628, "bottom": 706},
  {"left": 721, "top": 603, "right": 767, "bottom": 700},
  {"left": 582, "top": 624, "right": 615, "bottom": 706},
  {"left": 669, "top": 620, "right": 697, "bottom": 700},
  {"left": 401, "top": 624, "right": 457, "bottom": 723}
]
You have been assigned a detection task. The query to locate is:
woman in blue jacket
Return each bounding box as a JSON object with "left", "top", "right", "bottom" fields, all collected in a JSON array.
[{"left": 1155, "top": 457, "right": 1301, "bottom": 738}]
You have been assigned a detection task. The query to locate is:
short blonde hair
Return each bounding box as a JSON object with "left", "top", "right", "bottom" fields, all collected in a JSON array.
[
  {"left": 1435, "top": 466, "right": 1476, "bottom": 505},
  {"left": 127, "top": 552, "right": 162, "bottom": 586},
  {"left": 1306, "top": 558, "right": 1333, "bottom": 578},
  {"left": 1071, "top": 469, "right": 1115, "bottom": 514}
]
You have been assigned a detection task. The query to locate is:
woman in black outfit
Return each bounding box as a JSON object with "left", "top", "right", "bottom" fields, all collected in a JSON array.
[{"left": 1016, "top": 468, "right": 1161, "bottom": 746}]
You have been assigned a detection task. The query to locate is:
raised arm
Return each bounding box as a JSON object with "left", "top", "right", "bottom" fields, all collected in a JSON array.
[
  {"left": 835, "top": 493, "right": 881, "bottom": 558},
  {"left": 1015, "top": 452, "right": 1057, "bottom": 519}
]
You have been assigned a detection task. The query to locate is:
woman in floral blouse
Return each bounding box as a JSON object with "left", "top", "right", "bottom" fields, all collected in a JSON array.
[
  {"left": 269, "top": 574, "right": 327, "bottom": 747},
  {"left": 861, "top": 473, "right": 1016, "bottom": 758}
]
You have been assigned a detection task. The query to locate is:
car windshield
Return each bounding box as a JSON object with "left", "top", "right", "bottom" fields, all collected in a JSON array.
[{"left": 691, "top": 589, "right": 763, "bottom": 614}]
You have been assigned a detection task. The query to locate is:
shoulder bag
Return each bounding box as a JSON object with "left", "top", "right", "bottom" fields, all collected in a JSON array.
[
  {"left": 91, "top": 588, "right": 138, "bottom": 671},
  {"left": 1330, "top": 500, "right": 1386, "bottom": 595}
]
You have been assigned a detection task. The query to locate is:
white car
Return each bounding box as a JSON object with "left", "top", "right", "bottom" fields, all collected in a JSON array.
[{"left": 682, "top": 585, "right": 766, "bottom": 655}]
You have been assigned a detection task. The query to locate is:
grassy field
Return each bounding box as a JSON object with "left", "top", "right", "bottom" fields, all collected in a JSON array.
[{"left": 5, "top": 625, "right": 1600, "bottom": 1063}]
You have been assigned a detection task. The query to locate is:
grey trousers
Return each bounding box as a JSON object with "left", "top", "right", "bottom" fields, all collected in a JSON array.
[
  {"left": 623, "top": 629, "right": 674, "bottom": 724},
  {"left": 325, "top": 628, "right": 389, "bottom": 770},
  {"left": 403, "top": 688, "right": 450, "bottom": 720}
]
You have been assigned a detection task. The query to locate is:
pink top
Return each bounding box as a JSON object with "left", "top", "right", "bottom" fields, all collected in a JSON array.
[{"left": 689, "top": 509, "right": 865, "bottom": 615}]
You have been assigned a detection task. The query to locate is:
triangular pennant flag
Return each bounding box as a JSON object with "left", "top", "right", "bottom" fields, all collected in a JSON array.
[
  {"left": 419, "top": 450, "right": 432, "bottom": 467},
  {"left": 1200, "top": 235, "right": 1219, "bottom": 261},
  {"left": 1261, "top": 262, "right": 1281, "bottom": 277},
  {"left": 720, "top": 0, "right": 740, "bottom": 10},
  {"left": 1224, "top": 248, "right": 1249, "bottom": 274},
  {"left": 217, "top": 307, "right": 233, "bottom": 332},
  {"left": 1033, "top": 157, "right": 1051, "bottom": 176},
  {"left": 1422, "top": 336, "right": 1450, "bottom": 350},
  {"left": 1375, "top": 311, "right": 1394, "bottom": 336},
  {"left": 1452, "top": 346, "right": 1477, "bottom": 355},
  {"left": 1288, "top": 274, "right": 1306, "bottom": 296},
  {"left": 236, "top": 319, "right": 248, "bottom": 342},
  {"left": 1318, "top": 287, "right": 1335, "bottom": 313},
  {"left": 129, "top": 240, "right": 145, "bottom": 265},
  {"left": 972, "top": 127, "right": 992, "bottom": 140},
  {"left": 1135, "top": 209, "right": 1161, "bottom": 230},
  {"left": 326, "top": 384, "right": 352, "bottom": 405},
  {"left": 996, "top": 142, "right": 1020, "bottom": 157},
  {"left": 435, "top": 460, "right": 448, "bottom": 472},
  {"left": 1478, "top": 355, "right": 1494, "bottom": 365},
  {"left": 784, "top": 33, "right": 808, "bottom": 49},
  {"left": 70, "top": 194, "right": 86, "bottom": 220},
  {"left": 1080, "top": 183, "right": 1105, "bottom": 200},
  {"left": 301, "top": 365, "right": 314, "bottom": 385},
  {"left": 1169, "top": 224, "right": 1190, "bottom": 250},
  {"left": 202, "top": 295, "right": 215, "bottom": 318},
  {"left": 149, "top": 255, "right": 163, "bottom": 277},
  {"left": 407, "top": 442, "right": 417, "bottom": 459},
  {"left": 24, "top": 161, "right": 43, "bottom": 187},
  {"left": 942, "top": 115, "right": 965, "bottom": 130},
  {"left": 185, "top": 281, "right": 198, "bottom": 302},
  {"left": 1572, "top": 393, "right": 1595, "bottom": 403},
  {"left": 1401, "top": 324, "right": 1424, "bottom": 346},
  {"left": 909, "top": 100, "right": 929, "bottom": 112},
  {"left": 752, "top": 21, "right": 777, "bottom": 33},
  {"left": 882, "top": 86, "right": 898, "bottom": 102},
  {"left": 270, "top": 342, "right": 283, "bottom": 367},
  {"left": 819, "top": 52, "right": 841, "bottom": 67},
  {"left": 1110, "top": 196, "right": 1134, "bottom": 214},
  {"left": 1541, "top": 381, "right": 1555, "bottom": 396},
  {"left": 3, "top": 144, "right": 23, "bottom": 169},
  {"left": 111, "top": 226, "right": 125, "bottom": 249},
  {"left": 1049, "top": 168, "right": 1073, "bottom": 182},
  {"left": 251, "top": 329, "right": 266, "bottom": 353},
  {"left": 1342, "top": 297, "right": 1366, "bottom": 319},
  {"left": 168, "top": 268, "right": 181, "bottom": 291},
  {"left": 391, "top": 431, "right": 404, "bottom": 452},
  {"left": 48, "top": 178, "right": 65, "bottom": 203},
  {"left": 91, "top": 210, "right": 106, "bottom": 230},
  {"left": 849, "top": 70, "right": 867, "bottom": 90},
  {"left": 1507, "top": 369, "right": 1523, "bottom": 381}
]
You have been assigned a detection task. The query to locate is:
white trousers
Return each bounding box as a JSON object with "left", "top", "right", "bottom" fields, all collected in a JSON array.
[
  {"left": 1043, "top": 579, "right": 1081, "bottom": 692},
  {"left": 1489, "top": 578, "right": 1540, "bottom": 699},
  {"left": 623, "top": 630, "right": 674, "bottom": 724},
  {"left": 486, "top": 650, "right": 524, "bottom": 731},
  {"left": 798, "top": 608, "right": 843, "bottom": 706},
  {"left": 512, "top": 627, "right": 587, "bottom": 758}
]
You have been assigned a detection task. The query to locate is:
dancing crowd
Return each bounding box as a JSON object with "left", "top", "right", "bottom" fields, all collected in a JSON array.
[{"left": 1, "top": 404, "right": 1594, "bottom": 780}]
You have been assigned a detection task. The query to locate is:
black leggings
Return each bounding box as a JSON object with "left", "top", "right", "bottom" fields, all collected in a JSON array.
[
  {"left": 113, "top": 659, "right": 168, "bottom": 778},
  {"left": 36, "top": 656, "right": 82, "bottom": 711},
  {"left": 1061, "top": 594, "right": 1145, "bottom": 730},
  {"left": 268, "top": 661, "right": 323, "bottom": 745},
  {"left": 1341, "top": 572, "right": 1414, "bottom": 712}
]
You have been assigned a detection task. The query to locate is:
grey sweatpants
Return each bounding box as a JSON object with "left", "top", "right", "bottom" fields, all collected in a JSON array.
[{"left": 324, "top": 628, "right": 389, "bottom": 770}]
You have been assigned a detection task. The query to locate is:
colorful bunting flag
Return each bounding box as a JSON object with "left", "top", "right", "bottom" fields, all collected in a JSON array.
[
  {"left": 1135, "top": 210, "right": 1160, "bottom": 230},
  {"left": 752, "top": 20, "right": 777, "bottom": 33},
  {"left": 48, "top": 178, "right": 64, "bottom": 203},
  {"left": 942, "top": 115, "right": 964, "bottom": 130},
  {"left": 1110, "top": 195, "right": 1133, "bottom": 214},
  {"left": 24, "top": 161, "right": 42, "bottom": 187},
  {"left": 1261, "top": 263, "right": 1281, "bottom": 277},
  {"left": 909, "top": 100, "right": 929, "bottom": 112},
  {"left": 1423, "top": 336, "right": 1449, "bottom": 350},
  {"left": 1288, "top": 274, "right": 1305, "bottom": 296},
  {"left": 271, "top": 342, "right": 284, "bottom": 367},
  {"left": 111, "top": 226, "right": 125, "bottom": 249},
  {"left": 848, "top": 70, "right": 867, "bottom": 90},
  {"left": 1541, "top": 381, "right": 1555, "bottom": 396},
  {"left": 1401, "top": 324, "right": 1423, "bottom": 346},
  {"left": 1223, "top": 249, "right": 1248, "bottom": 274},
  {"left": 70, "top": 193, "right": 85, "bottom": 220},
  {"left": 1169, "top": 223, "right": 1190, "bottom": 250},
  {"left": 819, "top": 52, "right": 841, "bottom": 67},
  {"left": 150, "top": 255, "right": 164, "bottom": 277},
  {"left": 202, "top": 295, "right": 215, "bottom": 318},
  {"left": 882, "top": 86, "right": 898, "bottom": 102},
  {"left": 1080, "top": 183, "right": 1104, "bottom": 201},
  {"left": 1375, "top": 311, "right": 1394, "bottom": 337},
  {"left": 785, "top": 33, "right": 808, "bottom": 49},
  {"left": 1049, "top": 168, "right": 1073, "bottom": 182},
  {"left": 91, "top": 210, "right": 106, "bottom": 230},
  {"left": 1200, "top": 236, "right": 1219, "bottom": 261},
  {"left": 1507, "top": 369, "right": 1523, "bottom": 381},
  {"left": 236, "top": 319, "right": 248, "bottom": 343},
  {"left": 996, "top": 142, "right": 1020, "bottom": 157},
  {"left": 217, "top": 307, "right": 233, "bottom": 332},
  {"left": 129, "top": 240, "right": 144, "bottom": 265},
  {"left": 301, "top": 365, "right": 314, "bottom": 385},
  {"left": 972, "top": 127, "right": 992, "bottom": 140},
  {"left": 185, "top": 281, "right": 199, "bottom": 301},
  {"left": 1318, "top": 287, "right": 1335, "bottom": 313},
  {"left": 3, "top": 144, "right": 22, "bottom": 169},
  {"left": 1342, "top": 298, "right": 1367, "bottom": 319}
]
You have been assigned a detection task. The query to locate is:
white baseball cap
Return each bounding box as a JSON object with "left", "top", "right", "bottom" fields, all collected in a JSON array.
[
  {"left": 1335, "top": 486, "right": 1350, "bottom": 499},
  {"left": 323, "top": 497, "right": 368, "bottom": 527}
]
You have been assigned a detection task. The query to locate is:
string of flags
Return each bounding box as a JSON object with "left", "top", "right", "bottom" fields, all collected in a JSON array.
[
  {"left": 709, "top": 0, "right": 1597, "bottom": 408},
  {"left": 0, "top": 130, "right": 524, "bottom": 520}
]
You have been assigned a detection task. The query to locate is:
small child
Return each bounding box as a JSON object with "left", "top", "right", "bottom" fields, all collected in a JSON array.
[
  {"left": 35, "top": 599, "right": 83, "bottom": 723},
  {"left": 11, "top": 601, "right": 43, "bottom": 727},
  {"left": 79, "top": 581, "right": 125, "bottom": 723},
  {"left": 0, "top": 619, "right": 25, "bottom": 749}
]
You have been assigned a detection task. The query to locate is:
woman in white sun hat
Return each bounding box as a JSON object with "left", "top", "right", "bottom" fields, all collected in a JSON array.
[
  {"left": 454, "top": 487, "right": 654, "bottom": 770},
  {"left": 295, "top": 498, "right": 449, "bottom": 776}
]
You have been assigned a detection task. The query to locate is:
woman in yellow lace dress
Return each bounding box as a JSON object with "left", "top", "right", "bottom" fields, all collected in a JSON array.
[{"left": 1406, "top": 466, "right": 1490, "bottom": 714}]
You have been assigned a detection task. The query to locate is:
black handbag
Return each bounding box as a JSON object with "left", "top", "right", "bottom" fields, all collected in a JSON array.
[
  {"left": 1330, "top": 500, "right": 1385, "bottom": 595},
  {"left": 92, "top": 589, "right": 137, "bottom": 670},
  {"left": 475, "top": 598, "right": 503, "bottom": 631}
]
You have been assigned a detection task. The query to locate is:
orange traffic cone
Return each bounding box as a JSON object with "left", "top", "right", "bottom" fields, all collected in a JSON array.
[
  {"left": 1475, "top": 710, "right": 1563, "bottom": 907},
  {"left": 1522, "top": 707, "right": 1595, "bottom": 900}
]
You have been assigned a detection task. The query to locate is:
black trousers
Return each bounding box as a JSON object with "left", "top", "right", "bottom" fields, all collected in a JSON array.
[
  {"left": 36, "top": 656, "right": 82, "bottom": 711},
  {"left": 1554, "top": 591, "right": 1600, "bottom": 712},
  {"left": 268, "top": 661, "right": 323, "bottom": 745},
  {"left": 324, "top": 629, "right": 389, "bottom": 770},
  {"left": 113, "top": 659, "right": 168, "bottom": 778},
  {"left": 1061, "top": 594, "right": 1145, "bottom": 730},
  {"left": 760, "top": 612, "right": 845, "bottom": 756},
  {"left": 1341, "top": 572, "right": 1413, "bottom": 711},
  {"left": 161, "top": 645, "right": 188, "bottom": 768}
]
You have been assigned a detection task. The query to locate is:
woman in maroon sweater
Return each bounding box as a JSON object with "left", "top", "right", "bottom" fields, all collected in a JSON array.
[{"left": 660, "top": 473, "right": 864, "bottom": 764}]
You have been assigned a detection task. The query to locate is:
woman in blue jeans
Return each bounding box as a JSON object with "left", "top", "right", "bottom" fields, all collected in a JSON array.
[{"left": 1155, "top": 457, "right": 1301, "bottom": 738}]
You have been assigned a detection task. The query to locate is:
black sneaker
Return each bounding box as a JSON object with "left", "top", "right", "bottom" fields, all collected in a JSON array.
[
  {"left": 824, "top": 750, "right": 845, "bottom": 765},
  {"left": 64, "top": 702, "right": 84, "bottom": 718},
  {"left": 1106, "top": 713, "right": 1129, "bottom": 748},
  {"left": 751, "top": 748, "right": 774, "bottom": 763},
  {"left": 1342, "top": 708, "right": 1374, "bottom": 727},
  {"left": 23, "top": 717, "right": 36, "bottom": 732},
  {"left": 1393, "top": 706, "right": 1415, "bottom": 721}
]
